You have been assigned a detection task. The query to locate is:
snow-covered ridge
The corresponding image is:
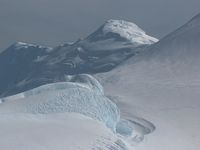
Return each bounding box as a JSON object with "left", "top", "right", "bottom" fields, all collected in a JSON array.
[
  {"left": 96, "top": 13, "right": 200, "bottom": 150},
  {"left": 13, "top": 42, "right": 53, "bottom": 52},
  {"left": 102, "top": 19, "right": 158, "bottom": 45}
]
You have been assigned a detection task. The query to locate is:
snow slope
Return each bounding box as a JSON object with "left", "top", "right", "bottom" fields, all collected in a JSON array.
[
  {"left": 0, "top": 74, "right": 120, "bottom": 131},
  {"left": 0, "top": 74, "right": 155, "bottom": 149},
  {"left": 96, "top": 13, "right": 200, "bottom": 150},
  {"left": 0, "top": 113, "right": 128, "bottom": 150},
  {"left": 1, "top": 13, "right": 199, "bottom": 150}
]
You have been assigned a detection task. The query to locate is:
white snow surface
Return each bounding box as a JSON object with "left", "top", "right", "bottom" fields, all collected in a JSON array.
[
  {"left": 0, "top": 74, "right": 155, "bottom": 149},
  {"left": 0, "top": 113, "right": 128, "bottom": 150},
  {"left": 96, "top": 13, "right": 200, "bottom": 150},
  {"left": 103, "top": 20, "right": 158, "bottom": 45},
  {"left": 1, "top": 14, "right": 200, "bottom": 150},
  {"left": 0, "top": 74, "right": 120, "bottom": 131}
]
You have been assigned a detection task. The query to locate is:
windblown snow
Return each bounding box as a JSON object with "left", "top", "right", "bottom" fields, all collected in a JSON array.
[{"left": 0, "top": 74, "right": 154, "bottom": 149}]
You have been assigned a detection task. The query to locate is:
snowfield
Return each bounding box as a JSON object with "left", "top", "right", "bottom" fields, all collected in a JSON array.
[
  {"left": 0, "top": 113, "right": 128, "bottom": 150},
  {"left": 0, "top": 13, "right": 200, "bottom": 150},
  {"left": 0, "top": 74, "right": 120, "bottom": 131},
  {"left": 0, "top": 74, "right": 154, "bottom": 149},
  {"left": 96, "top": 13, "right": 200, "bottom": 150}
]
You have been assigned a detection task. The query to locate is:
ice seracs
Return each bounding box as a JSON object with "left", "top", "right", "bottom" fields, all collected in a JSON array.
[
  {"left": 0, "top": 74, "right": 120, "bottom": 132},
  {"left": 102, "top": 19, "right": 158, "bottom": 45}
]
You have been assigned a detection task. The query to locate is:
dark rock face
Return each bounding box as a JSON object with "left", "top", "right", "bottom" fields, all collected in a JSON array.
[
  {"left": 0, "top": 20, "right": 157, "bottom": 97},
  {"left": 0, "top": 41, "right": 147, "bottom": 97}
]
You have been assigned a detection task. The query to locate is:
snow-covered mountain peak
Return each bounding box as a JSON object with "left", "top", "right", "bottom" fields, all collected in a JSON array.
[
  {"left": 102, "top": 19, "right": 158, "bottom": 45},
  {"left": 103, "top": 19, "right": 144, "bottom": 35}
]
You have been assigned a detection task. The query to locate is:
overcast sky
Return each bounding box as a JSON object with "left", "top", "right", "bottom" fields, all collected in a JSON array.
[{"left": 0, "top": 0, "right": 200, "bottom": 50}]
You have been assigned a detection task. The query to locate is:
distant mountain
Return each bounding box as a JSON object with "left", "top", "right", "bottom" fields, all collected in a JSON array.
[
  {"left": 85, "top": 19, "right": 158, "bottom": 47},
  {"left": 0, "top": 42, "right": 53, "bottom": 97},
  {"left": 0, "top": 20, "right": 158, "bottom": 97}
]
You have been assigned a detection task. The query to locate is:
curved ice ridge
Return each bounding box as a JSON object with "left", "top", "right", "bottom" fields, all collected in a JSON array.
[
  {"left": 0, "top": 74, "right": 155, "bottom": 142},
  {"left": 0, "top": 74, "right": 120, "bottom": 131},
  {"left": 116, "top": 118, "right": 155, "bottom": 143}
]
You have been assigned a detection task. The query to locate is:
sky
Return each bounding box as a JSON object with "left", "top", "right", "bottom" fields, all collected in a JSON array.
[{"left": 0, "top": 0, "right": 200, "bottom": 50}]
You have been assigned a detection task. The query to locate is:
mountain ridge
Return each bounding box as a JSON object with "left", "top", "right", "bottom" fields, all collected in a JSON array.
[
  {"left": 95, "top": 12, "right": 200, "bottom": 150},
  {"left": 0, "top": 19, "right": 157, "bottom": 97}
]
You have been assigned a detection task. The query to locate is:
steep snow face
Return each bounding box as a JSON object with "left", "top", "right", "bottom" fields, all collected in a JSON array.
[
  {"left": 0, "top": 74, "right": 120, "bottom": 131},
  {"left": 145, "top": 13, "right": 200, "bottom": 67},
  {"left": 96, "top": 13, "right": 200, "bottom": 150},
  {"left": 102, "top": 20, "right": 158, "bottom": 45},
  {"left": 128, "top": 13, "right": 200, "bottom": 83}
]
